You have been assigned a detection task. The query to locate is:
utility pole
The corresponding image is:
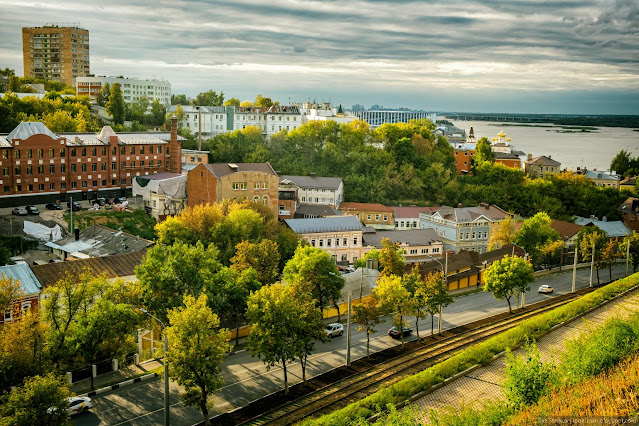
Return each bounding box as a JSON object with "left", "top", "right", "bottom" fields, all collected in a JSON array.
[
  {"left": 572, "top": 245, "right": 578, "bottom": 292},
  {"left": 438, "top": 251, "right": 448, "bottom": 334},
  {"left": 198, "top": 109, "right": 202, "bottom": 151},
  {"left": 626, "top": 239, "right": 631, "bottom": 277},
  {"left": 589, "top": 241, "right": 595, "bottom": 287},
  {"left": 69, "top": 195, "right": 73, "bottom": 234},
  {"left": 346, "top": 292, "right": 352, "bottom": 367}
]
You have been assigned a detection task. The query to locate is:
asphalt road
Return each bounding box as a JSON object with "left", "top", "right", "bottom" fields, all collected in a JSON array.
[{"left": 75, "top": 263, "right": 631, "bottom": 426}]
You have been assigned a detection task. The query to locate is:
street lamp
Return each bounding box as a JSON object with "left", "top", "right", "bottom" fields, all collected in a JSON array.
[{"left": 139, "top": 308, "right": 170, "bottom": 426}]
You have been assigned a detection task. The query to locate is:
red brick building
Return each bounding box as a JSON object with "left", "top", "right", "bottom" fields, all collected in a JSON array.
[
  {"left": 187, "top": 162, "right": 280, "bottom": 217},
  {"left": 0, "top": 117, "right": 182, "bottom": 206}
]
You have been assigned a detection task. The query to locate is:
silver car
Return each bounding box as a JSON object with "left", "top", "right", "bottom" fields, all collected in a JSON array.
[
  {"left": 325, "top": 323, "right": 344, "bottom": 338},
  {"left": 12, "top": 207, "right": 27, "bottom": 215}
]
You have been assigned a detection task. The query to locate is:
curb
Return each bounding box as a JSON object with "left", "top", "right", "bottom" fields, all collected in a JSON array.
[{"left": 78, "top": 373, "right": 158, "bottom": 397}]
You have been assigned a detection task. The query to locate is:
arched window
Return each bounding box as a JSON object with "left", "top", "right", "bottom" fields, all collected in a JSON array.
[
  {"left": 262, "top": 195, "right": 269, "bottom": 205},
  {"left": 253, "top": 196, "right": 260, "bottom": 202}
]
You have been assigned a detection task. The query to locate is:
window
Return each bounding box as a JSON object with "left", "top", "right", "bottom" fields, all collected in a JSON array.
[
  {"left": 71, "top": 181, "right": 77, "bottom": 189},
  {"left": 240, "top": 182, "right": 247, "bottom": 190},
  {"left": 4, "top": 310, "right": 11, "bottom": 322},
  {"left": 27, "top": 184, "right": 33, "bottom": 191},
  {"left": 60, "top": 182, "right": 66, "bottom": 189},
  {"left": 101, "top": 162, "right": 106, "bottom": 171},
  {"left": 158, "top": 160, "right": 162, "bottom": 167},
  {"left": 383, "top": 215, "right": 388, "bottom": 221},
  {"left": 81, "top": 164, "right": 87, "bottom": 172},
  {"left": 38, "top": 165, "right": 44, "bottom": 174},
  {"left": 112, "top": 147, "right": 117, "bottom": 155},
  {"left": 130, "top": 146, "right": 135, "bottom": 155},
  {"left": 2, "top": 168, "right": 7, "bottom": 176},
  {"left": 14, "top": 150, "right": 20, "bottom": 159},
  {"left": 375, "top": 214, "right": 381, "bottom": 221},
  {"left": 121, "top": 178, "right": 127, "bottom": 185},
  {"left": 1, "top": 150, "right": 7, "bottom": 159},
  {"left": 367, "top": 214, "right": 371, "bottom": 220},
  {"left": 353, "top": 237, "right": 358, "bottom": 246},
  {"left": 262, "top": 182, "right": 268, "bottom": 189},
  {"left": 49, "top": 183, "right": 55, "bottom": 190},
  {"left": 48, "top": 148, "right": 54, "bottom": 157},
  {"left": 102, "top": 147, "right": 107, "bottom": 155},
  {"left": 148, "top": 146, "right": 154, "bottom": 154},
  {"left": 121, "top": 162, "right": 125, "bottom": 169},
  {"left": 121, "top": 147, "right": 126, "bottom": 154},
  {"left": 90, "top": 163, "right": 96, "bottom": 171},
  {"left": 336, "top": 238, "right": 340, "bottom": 246},
  {"left": 92, "top": 180, "right": 98, "bottom": 187},
  {"left": 14, "top": 166, "right": 20, "bottom": 175},
  {"left": 319, "top": 240, "right": 324, "bottom": 247},
  {"left": 131, "top": 162, "right": 135, "bottom": 168},
  {"left": 341, "top": 254, "right": 347, "bottom": 261},
  {"left": 343, "top": 238, "right": 347, "bottom": 246},
  {"left": 26, "top": 166, "right": 32, "bottom": 175},
  {"left": 91, "top": 147, "right": 97, "bottom": 156},
  {"left": 71, "top": 148, "right": 76, "bottom": 157},
  {"left": 49, "top": 164, "right": 55, "bottom": 173},
  {"left": 149, "top": 160, "right": 154, "bottom": 167},
  {"left": 233, "top": 182, "right": 240, "bottom": 190},
  {"left": 38, "top": 184, "right": 44, "bottom": 190},
  {"left": 3, "top": 186, "right": 9, "bottom": 193},
  {"left": 410, "top": 249, "right": 418, "bottom": 255},
  {"left": 140, "top": 161, "right": 145, "bottom": 167},
  {"left": 422, "top": 248, "right": 428, "bottom": 254},
  {"left": 26, "top": 149, "right": 32, "bottom": 158},
  {"left": 253, "top": 196, "right": 259, "bottom": 202},
  {"left": 327, "top": 239, "right": 332, "bottom": 247},
  {"left": 157, "top": 146, "right": 162, "bottom": 154},
  {"left": 60, "top": 164, "right": 66, "bottom": 173},
  {"left": 15, "top": 185, "right": 21, "bottom": 192},
  {"left": 311, "top": 239, "right": 316, "bottom": 247},
  {"left": 60, "top": 148, "right": 65, "bottom": 156},
  {"left": 82, "top": 181, "right": 87, "bottom": 188},
  {"left": 81, "top": 148, "right": 86, "bottom": 156},
  {"left": 255, "top": 182, "right": 261, "bottom": 190},
  {"left": 432, "top": 247, "right": 440, "bottom": 253}
]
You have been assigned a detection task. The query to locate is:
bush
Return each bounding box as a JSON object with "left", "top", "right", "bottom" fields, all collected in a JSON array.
[
  {"left": 503, "top": 340, "right": 556, "bottom": 408},
  {"left": 429, "top": 401, "right": 512, "bottom": 426}
]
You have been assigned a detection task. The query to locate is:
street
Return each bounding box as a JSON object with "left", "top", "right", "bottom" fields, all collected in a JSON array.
[{"left": 75, "top": 263, "right": 631, "bottom": 425}]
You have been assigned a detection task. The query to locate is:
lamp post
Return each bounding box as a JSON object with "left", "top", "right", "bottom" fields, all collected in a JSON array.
[{"left": 139, "top": 308, "right": 170, "bottom": 426}]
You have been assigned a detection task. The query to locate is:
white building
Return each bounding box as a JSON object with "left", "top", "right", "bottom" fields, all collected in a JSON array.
[
  {"left": 167, "top": 105, "right": 229, "bottom": 135},
  {"left": 279, "top": 174, "right": 344, "bottom": 207},
  {"left": 76, "top": 76, "right": 171, "bottom": 106},
  {"left": 353, "top": 109, "right": 436, "bottom": 129},
  {"left": 132, "top": 172, "right": 187, "bottom": 220}
]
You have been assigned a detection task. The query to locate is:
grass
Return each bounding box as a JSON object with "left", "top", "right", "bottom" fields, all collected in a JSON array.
[
  {"left": 300, "top": 273, "right": 639, "bottom": 425},
  {"left": 64, "top": 208, "right": 157, "bottom": 241}
]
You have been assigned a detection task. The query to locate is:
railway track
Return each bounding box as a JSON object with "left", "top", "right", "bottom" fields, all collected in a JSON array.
[{"left": 239, "top": 288, "right": 591, "bottom": 426}]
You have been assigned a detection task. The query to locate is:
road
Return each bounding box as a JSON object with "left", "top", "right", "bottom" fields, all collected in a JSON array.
[{"left": 75, "top": 263, "right": 631, "bottom": 426}]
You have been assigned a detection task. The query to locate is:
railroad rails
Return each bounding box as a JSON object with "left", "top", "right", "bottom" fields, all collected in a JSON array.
[{"left": 239, "top": 288, "right": 593, "bottom": 426}]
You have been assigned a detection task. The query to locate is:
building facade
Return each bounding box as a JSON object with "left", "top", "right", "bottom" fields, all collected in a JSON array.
[
  {"left": 132, "top": 172, "right": 187, "bottom": 220},
  {"left": 187, "top": 162, "right": 279, "bottom": 216},
  {"left": 362, "top": 228, "right": 444, "bottom": 263},
  {"left": 76, "top": 76, "right": 171, "bottom": 106},
  {"left": 578, "top": 168, "right": 620, "bottom": 189},
  {"left": 338, "top": 202, "right": 395, "bottom": 230},
  {"left": 167, "top": 105, "right": 229, "bottom": 135},
  {"left": 181, "top": 149, "right": 209, "bottom": 166},
  {"left": 22, "top": 25, "right": 90, "bottom": 87},
  {"left": 279, "top": 175, "right": 343, "bottom": 207},
  {"left": 524, "top": 155, "right": 561, "bottom": 178},
  {"left": 0, "top": 118, "right": 182, "bottom": 206},
  {"left": 352, "top": 109, "right": 436, "bottom": 129},
  {"left": 0, "top": 263, "right": 41, "bottom": 325},
  {"left": 419, "top": 204, "right": 510, "bottom": 253},
  {"left": 392, "top": 206, "right": 439, "bottom": 229},
  {"left": 284, "top": 216, "right": 364, "bottom": 264}
]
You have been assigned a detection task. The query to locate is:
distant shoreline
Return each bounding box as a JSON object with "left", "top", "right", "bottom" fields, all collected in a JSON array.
[{"left": 485, "top": 123, "right": 600, "bottom": 133}]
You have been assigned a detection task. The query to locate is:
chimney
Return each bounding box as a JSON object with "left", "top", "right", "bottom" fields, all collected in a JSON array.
[
  {"left": 74, "top": 228, "right": 80, "bottom": 241},
  {"left": 168, "top": 115, "right": 181, "bottom": 174},
  {"left": 548, "top": 155, "right": 551, "bottom": 159},
  {"left": 527, "top": 153, "right": 532, "bottom": 161}
]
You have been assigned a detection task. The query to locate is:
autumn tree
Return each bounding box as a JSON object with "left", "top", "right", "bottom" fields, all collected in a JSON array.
[
  {"left": 374, "top": 274, "right": 413, "bottom": 345},
  {"left": 620, "top": 233, "right": 639, "bottom": 273},
  {"left": 352, "top": 298, "right": 382, "bottom": 359},
  {"left": 106, "top": 82, "right": 125, "bottom": 124},
  {"left": 379, "top": 238, "right": 405, "bottom": 277},
  {"left": 136, "top": 241, "right": 222, "bottom": 321},
  {"left": 488, "top": 216, "right": 517, "bottom": 250},
  {"left": 0, "top": 311, "right": 48, "bottom": 389},
  {"left": 600, "top": 238, "right": 620, "bottom": 282},
  {"left": 166, "top": 294, "right": 231, "bottom": 426},
  {"left": 253, "top": 94, "right": 274, "bottom": 108},
  {"left": 578, "top": 227, "right": 607, "bottom": 285},
  {"left": 231, "top": 240, "right": 280, "bottom": 284},
  {"left": 483, "top": 255, "right": 534, "bottom": 313},
  {"left": 246, "top": 284, "right": 301, "bottom": 394},
  {"left": 0, "top": 274, "right": 23, "bottom": 313},
  {"left": 283, "top": 245, "right": 344, "bottom": 312},
  {"left": 223, "top": 97, "right": 241, "bottom": 107},
  {"left": 0, "top": 373, "right": 72, "bottom": 426},
  {"left": 514, "top": 212, "right": 560, "bottom": 268}
]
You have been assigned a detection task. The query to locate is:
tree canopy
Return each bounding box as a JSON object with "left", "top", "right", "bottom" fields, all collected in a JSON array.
[{"left": 483, "top": 255, "right": 534, "bottom": 313}]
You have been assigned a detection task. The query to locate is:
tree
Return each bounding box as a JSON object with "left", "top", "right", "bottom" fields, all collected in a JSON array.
[
  {"left": 283, "top": 245, "right": 344, "bottom": 312},
  {"left": 214, "top": 266, "right": 261, "bottom": 346},
  {"left": 150, "top": 99, "right": 166, "bottom": 126},
  {"left": 503, "top": 340, "right": 556, "bottom": 408},
  {"left": 137, "top": 241, "right": 222, "bottom": 321},
  {"left": 95, "top": 82, "right": 110, "bottom": 106},
  {"left": 426, "top": 270, "right": 454, "bottom": 335},
  {"left": 231, "top": 240, "right": 280, "bottom": 285},
  {"left": 410, "top": 270, "right": 436, "bottom": 339},
  {"left": 171, "top": 94, "right": 189, "bottom": 105},
  {"left": 483, "top": 255, "right": 534, "bottom": 313},
  {"left": 473, "top": 137, "right": 495, "bottom": 168},
  {"left": 41, "top": 110, "right": 77, "bottom": 132},
  {"left": 293, "top": 292, "right": 326, "bottom": 383},
  {"left": 130, "top": 95, "right": 149, "bottom": 124},
  {"left": 223, "top": 97, "right": 241, "bottom": 107},
  {"left": 0, "top": 311, "right": 48, "bottom": 389},
  {"left": 106, "top": 82, "right": 125, "bottom": 124},
  {"left": 578, "top": 227, "right": 607, "bottom": 285},
  {"left": 610, "top": 149, "right": 632, "bottom": 177},
  {"left": 0, "top": 274, "right": 23, "bottom": 313},
  {"left": 600, "top": 238, "right": 620, "bottom": 282},
  {"left": 539, "top": 239, "right": 564, "bottom": 270},
  {"left": 620, "top": 233, "right": 639, "bottom": 273},
  {"left": 488, "top": 216, "right": 517, "bottom": 250},
  {"left": 0, "top": 373, "right": 72, "bottom": 426},
  {"left": 165, "top": 294, "right": 231, "bottom": 426},
  {"left": 514, "top": 212, "right": 560, "bottom": 268},
  {"left": 254, "top": 94, "right": 274, "bottom": 108},
  {"left": 352, "top": 298, "right": 382, "bottom": 360},
  {"left": 193, "top": 90, "right": 224, "bottom": 106},
  {"left": 379, "top": 238, "right": 405, "bottom": 277},
  {"left": 246, "top": 284, "right": 301, "bottom": 394},
  {"left": 374, "top": 274, "right": 413, "bottom": 345}
]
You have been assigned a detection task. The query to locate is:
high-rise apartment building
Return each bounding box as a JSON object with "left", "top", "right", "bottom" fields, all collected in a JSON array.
[{"left": 22, "top": 24, "right": 90, "bottom": 87}]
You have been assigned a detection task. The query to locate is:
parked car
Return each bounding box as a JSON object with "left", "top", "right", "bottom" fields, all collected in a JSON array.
[
  {"left": 45, "top": 203, "right": 63, "bottom": 210},
  {"left": 25, "top": 205, "right": 40, "bottom": 215},
  {"left": 93, "top": 197, "right": 106, "bottom": 206},
  {"left": 388, "top": 326, "right": 412, "bottom": 339},
  {"left": 324, "top": 323, "right": 344, "bottom": 338},
  {"left": 48, "top": 396, "right": 92, "bottom": 416},
  {"left": 68, "top": 201, "right": 82, "bottom": 212},
  {"left": 12, "top": 207, "right": 27, "bottom": 216},
  {"left": 113, "top": 197, "right": 127, "bottom": 204},
  {"left": 538, "top": 285, "right": 554, "bottom": 294}
]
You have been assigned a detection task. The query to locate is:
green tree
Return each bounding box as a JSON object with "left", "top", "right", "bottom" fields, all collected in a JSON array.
[
  {"left": 0, "top": 373, "right": 72, "bottom": 426},
  {"left": 165, "top": 294, "right": 231, "bottom": 426},
  {"left": 193, "top": 90, "right": 224, "bottom": 106},
  {"left": 488, "top": 216, "right": 517, "bottom": 251},
  {"left": 483, "top": 255, "right": 534, "bottom": 313},
  {"left": 246, "top": 284, "right": 301, "bottom": 394},
  {"left": 352, "top": 298, "right": 382, "bottom": 359},
  {"left": 379, "top": 238, "right": 405, "bottom": 277},
  {"left": 294, "top": 292, "right": 326, "bottom": 383},
  {"left": 214, "top": 266, "right": 261, "bottom": 346},
  {"left": 425, "top": 270, "right": 453, "bottom": 335},
  {"left": 96, "top": 82, "right": 110, "bottom": 106},
  {"left": 253, "top": 94, "right": 274, "bottom": 108},
  {"left": 503, "top": 340, "right": 556, "bottom": 408},
  {"left": 374, "top": 274, "right": 413, "bottom": 345},
  {"left": 41, "top": 110, "right": 77, "bottom": 132},
  {"left": 230, "top": 239, "right": 280, "bottom": 284},
  {"left": 514, "top": 212, "right": 560, "bottom": 268},
  {"left": 223, "top": 97, "right": 241, "bottom": 107},
  {"left": 610, "top": 149, "right": 632, "bottom": 177},
  {"left": 283, "top": 245, "right": 344, "bottom": 312},
  {"left": 578, "top": 227, "right": 607, "bottom": 285},
  {"left": 106, "top": 82, "right": 125, "bottom": 124},
  {"left": 130, "top": 95, "right": 149, "bottom": 124},
  {"left": 620, "top": 233, "right": 639, "bottom": 273},
  {"left": 171, "top": 94, "right": 189, "bottom": 105},
  {"left": 136, "top": 241, "right": 222, "bottom": 321},
  {"left": 149, "top": 99, "right": 166, "bottom": 126},
  {"left": 473, "top": 137, "right": 495, "bottom": 168},
  {"left": 409, "top": 270, "right": 436, "bottom": 339},
  {"left": 600, "top": 238, "right": 620, "bottom": 282}
]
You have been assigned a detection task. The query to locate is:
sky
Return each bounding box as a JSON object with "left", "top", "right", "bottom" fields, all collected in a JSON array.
[{"left": 1, "top": 0, "right": 638, "bottom": 114}]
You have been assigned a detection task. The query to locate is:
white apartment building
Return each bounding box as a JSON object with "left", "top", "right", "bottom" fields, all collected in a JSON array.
[
  {"left": 167, "top": 105, "right": 228, "bottom": 135},
  {"left": 232, "top": 106, "right": 303, "bottom": 136},
  {"left": 76, "top": 76, "right": 171, "bottom": 106},
  {"left": 279, "top": 175, "right": 344, "bottom": 207}
]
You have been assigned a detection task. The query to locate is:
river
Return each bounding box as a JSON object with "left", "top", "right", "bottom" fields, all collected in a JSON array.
[{"left": 450, "top": 120, "right": 639, "bottom": 172}]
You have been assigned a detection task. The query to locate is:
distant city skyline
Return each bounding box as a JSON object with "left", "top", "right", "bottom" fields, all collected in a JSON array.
[{"left": 0, "top": 0, "right": 637, "bottom": 114}]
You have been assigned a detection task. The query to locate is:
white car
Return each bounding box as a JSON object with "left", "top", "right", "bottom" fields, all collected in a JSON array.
[
  {"left": 538, "top": 285, "right": 554, "bottom": 294},
  {"left": 66, "top": 396, "right": 92, "bottom": 415},
  {"left": 325, "top": 323, "right": 344, "bottom": 338}
]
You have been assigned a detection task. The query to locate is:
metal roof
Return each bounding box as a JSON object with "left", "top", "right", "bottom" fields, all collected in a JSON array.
[
  {"left": 7, "top": 122, "right": 58, "bottom": 142},
  {"left": 573, "top": 217, "right": 631, "bottom": 238},
  {"left": 583, "top": 170, "right": 619, "bottom": 181},
  {"left": 279, "top": 175, "right": 343, "bottom": 190},
  {"left": 0, "top": 263, "right": 42, "bottom": 295},
  {"left": 362, "top": 229, "right": 442, "bottom": 248},
  {"left": 201, "top": 162, "right": 277, "bottom": 178},
  {"left": 284, "top": 216, "right": 363, "bottom": 233}
]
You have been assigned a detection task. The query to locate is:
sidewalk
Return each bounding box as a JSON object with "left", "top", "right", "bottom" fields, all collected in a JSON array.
[
  {"left": 410, "top": 286, "right": 639, "bottom": 420},
  {"left": 70, "top": 359, "right": 163, "bottom": 395}
]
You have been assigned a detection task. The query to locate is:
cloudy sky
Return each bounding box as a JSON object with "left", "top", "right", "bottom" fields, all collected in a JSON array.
[{"left": 1, "top": 0, "right": 638, "bottom": 114}]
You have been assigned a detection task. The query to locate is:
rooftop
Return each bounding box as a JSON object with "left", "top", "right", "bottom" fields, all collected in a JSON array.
[
  {"left": 279, "top": 175, "right": 343, "bottom": 190},
  {"left": 0, "top": 263, "right": 42, "bottom": 295},
  {"left": 200, "top": 162, "right": 277, "bottom": 178},
  {"left": 338, "top": 202, "right": 394, "bottom": 213},
  {"left": 392, "top": 206, "right": 440, "bottom": 218},
  {"left": 426, "top": 204, "right": 510, "bottom": 223},
  {"left": 526, "top": 155, "right": 561, "bottom": 167},
  {"left": 362, "top": 229, "right": 442, "bottom": 248},
  {"left": 294, "top": 204, "right": 343, "bottom": 218},
  {"left": 550, "top": 219, "right": 584, "bottom": 240},
  {"left": 44, "top": 224, "right": 154, "bottom": 258},
  {"left": 284, "top": 216, "right": 363, "bottom": 234},
  {"left": 574, "top": 216, "right": 632, "bottom": 238}
]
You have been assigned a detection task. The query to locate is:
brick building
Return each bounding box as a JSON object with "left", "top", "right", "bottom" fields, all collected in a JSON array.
[
  {"left": 0, "top": 117, "right": 182, "bottom": 207},
  {"left": 187, "top": 162, "right": 279, "bottom": 217},
  {"left": 338, "top": 202, "right": 395, "bottom": 230},
  {"left": 22, "top": 25, "right": 90, "bottom": 87}
]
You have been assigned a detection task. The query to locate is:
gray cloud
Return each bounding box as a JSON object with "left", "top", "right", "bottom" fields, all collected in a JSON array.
[{"left": 0, "top": 0, "right": 636, "bottom": 113}]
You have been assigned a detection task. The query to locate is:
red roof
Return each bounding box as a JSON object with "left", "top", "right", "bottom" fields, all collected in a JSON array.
[
  {"left": 392, "top": 206, "right": 439, "bottom": 218},
  {"left": 550, "top": 219, "right": 583, "bottom": 240}
]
